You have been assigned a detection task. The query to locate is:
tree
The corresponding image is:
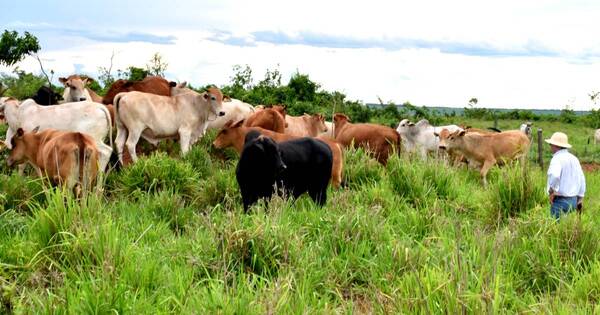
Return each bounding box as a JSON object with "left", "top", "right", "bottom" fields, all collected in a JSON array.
[
  {"left": 287, "top": 72, "right": 319, "bottom": 102},
  {"left": 0, "top": 30, "right": 40, "bottom": 67},
  {"left": 146, "top": 52, "right": 168, "bottom": 77},
  {"left": 127, "top": 66, "right": 149, "bottom": 81},
  {"left": 468, "top": 97, "right": 478, "bottom": 107}
]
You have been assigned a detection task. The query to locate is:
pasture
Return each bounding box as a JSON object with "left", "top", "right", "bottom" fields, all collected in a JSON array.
[{"left": 1, "top": 118, "right": 600, "bottom": 314}]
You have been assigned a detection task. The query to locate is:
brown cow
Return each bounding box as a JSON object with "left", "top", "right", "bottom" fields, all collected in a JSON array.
[
  {"left": 213, "top": 119, "right": 343, "bottom": 188},
  {"left": 7, "top": 127, "right": 99, "bottom": 195},
  {"left": 437, "top": 129, "right": 530, "bottom": 186},
  {"left": 244, "top": 105, "right": 287, "bottom": 133},
  {"left": 333, "top": 113, "right": 400, "bottom": 165},
  {"left": 103, "top": 76, "right": 173, "bottom": 105},
  {"left": 285, "top": 113, "right": 328, "bottom": 137}
]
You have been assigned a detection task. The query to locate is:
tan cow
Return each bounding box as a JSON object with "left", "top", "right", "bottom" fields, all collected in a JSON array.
[
  {"left": 333, "top": 113, "right": 400, "bottom": 165},
  {"left": 114, "top": 87, "right": 225, "bottom": 163},
  {"left": 213, "top": 120, "right": 344, "bottom": 188},
  {"left": 285, "top": 113, "right": 328, "bottom": 137},
  {"left": 437, "top": 129, "right": 530, "bottom": 186},
  {"left": 7, "top": 127, "right": 99, "bottom": 195},
  {"left": 59, "top": 75, "right": 103, "bottom": 103}
]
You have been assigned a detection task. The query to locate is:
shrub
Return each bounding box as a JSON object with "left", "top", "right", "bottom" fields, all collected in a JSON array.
[
  {"left": 108, "top": 152, "right": 200, "bottom": 200},
  {"left": 183, "top": 145, "right": 215, "bottom": 178}
]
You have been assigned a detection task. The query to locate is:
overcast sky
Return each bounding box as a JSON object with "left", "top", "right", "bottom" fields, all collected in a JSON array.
[{"left": 2, "top": 0, "right": 600, "bottom": 109}]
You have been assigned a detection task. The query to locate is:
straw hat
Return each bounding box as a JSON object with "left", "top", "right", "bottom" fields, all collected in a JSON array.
[{"left": 545, "top": 132, "right": 571, "bottom": 148}]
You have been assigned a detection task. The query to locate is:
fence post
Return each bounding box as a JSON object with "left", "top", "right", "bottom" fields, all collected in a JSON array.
[{"left": 537, "top": 128, "right": 543, "bottom": 169}]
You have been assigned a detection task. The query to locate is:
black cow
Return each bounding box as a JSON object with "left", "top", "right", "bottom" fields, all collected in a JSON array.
[
  {"left": 29, "top": 86, "right": 62, "bottom": 105},
  {"left": 236, "top": 131, "right": 333, "bottom": 212}
]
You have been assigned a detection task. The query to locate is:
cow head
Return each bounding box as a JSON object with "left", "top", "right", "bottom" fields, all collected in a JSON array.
[
  {"left": 437, "top": 129, "right": 465, "bottom": 150},
  {"left": 311, "top": 113, "right": 328, "bottom": 133},
  {"left": 7, "top": 127, "right": 37, "bottom": 167},
  {"left": 213, "top": 119, "right": 245, "bottom": 149},
  {"left": 202, "top": 87, "right": 225, "bottom": 118},
  {"left": 60, "top": 75, "right": 93, "bottom": 102},
  {"left": 255, "top": 135, "right": 287, "bottom": 175}
]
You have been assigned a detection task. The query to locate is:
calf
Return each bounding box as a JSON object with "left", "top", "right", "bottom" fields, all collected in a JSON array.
[
  {"left": 7, "top": 127, "right": 99, "bottom": 195},
  {"left": 285, "top": 113, "right": 328, "bottom": 137},
  {"left": 244, "top": 105, "right": 287, "bottom": 133},
  {"left": 333, "top": 113, "right": 400, "bottom": 165},
  {"left": 236, "top": 130, "right": 332, "bottom": 212},
  {"left": 213, "top": 119, "right": 344, "bottom": 188},
  {"left": 1, "top": 97, "right": 113, "bottom": 171},
  {"left": 60, "top": 75, "right": 103, "bottom": 103},
  {"left": 396, "top": 119, "right": 462, "bottom": 158},
  {"left": 437, "top": 129, "right": 530, "bottom": 186}
]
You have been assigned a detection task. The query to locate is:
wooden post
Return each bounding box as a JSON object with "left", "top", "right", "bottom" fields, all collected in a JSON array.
[{"left": 537, "top": 128, "right": 543, "bottom": 169}]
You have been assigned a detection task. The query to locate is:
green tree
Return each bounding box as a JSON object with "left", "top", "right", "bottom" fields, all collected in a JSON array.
[
  {"left": 126, "top": 66, "right": 149, "bottom": 81},
  {"left": 146, "top": 52, "right": 168, "bottom": 77},
  {"left": 287, "top": 72, "right": 318, "bottom": 102},
  {"left": 0, "top": 69, "right": 47, "bottom": 99},
  {"left": 0, "top": 30, "right": 40, "bottom": 67}
]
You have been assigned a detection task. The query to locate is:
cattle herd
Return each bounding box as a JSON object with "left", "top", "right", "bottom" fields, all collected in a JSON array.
[{"left": 0, "top": 75, "right": 535, "bottom": 209}]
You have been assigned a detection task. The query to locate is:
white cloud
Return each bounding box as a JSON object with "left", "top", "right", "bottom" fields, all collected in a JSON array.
[{"left": 2, "top": 1, "right": 600, "bottom": 110}]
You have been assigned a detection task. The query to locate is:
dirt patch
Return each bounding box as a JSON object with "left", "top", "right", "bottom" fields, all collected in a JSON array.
[{"left": 582, "top": 162, "right": 600, "bottom": 172}]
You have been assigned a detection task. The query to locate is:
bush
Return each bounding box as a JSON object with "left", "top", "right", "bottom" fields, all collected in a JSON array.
[
  {"left": 183, "top": 145, "right": 214, "bottom": 178},
  {"left": 196, "top": 167, "right": 240, "bottom": 211},
  {"left": 145, "top": 190, "right": 194, "bottom": 234},
  {"left": 108, "top": 152, "right": 200, "bottom": 200}
]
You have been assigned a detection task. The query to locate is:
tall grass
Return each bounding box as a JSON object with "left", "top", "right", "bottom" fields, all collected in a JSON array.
[{"left": 2, "top": 125, "right": 600, "bottom": 313}]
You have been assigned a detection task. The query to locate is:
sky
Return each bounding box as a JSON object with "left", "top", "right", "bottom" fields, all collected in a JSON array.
[{"left": 1, "top": 0, "right": 600, "bottom": 110}]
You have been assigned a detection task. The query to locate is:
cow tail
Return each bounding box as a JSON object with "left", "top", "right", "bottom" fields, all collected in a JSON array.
[
  {"left": 396, "top": 132, "right": 402, "bottom": 156},
  {"left": 99, "top": 103, "right": 114, "bottom": 150}
]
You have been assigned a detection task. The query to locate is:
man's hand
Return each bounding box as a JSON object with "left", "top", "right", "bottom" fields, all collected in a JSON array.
[
  {"left": 577, "top": 197, "right": 583, "bottom": 213},
  {"left": 549, "top": 192, "right": 555, "bottom": 204}
]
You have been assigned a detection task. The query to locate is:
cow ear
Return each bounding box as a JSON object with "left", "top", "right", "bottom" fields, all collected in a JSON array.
[
  {"left": 16, "top": 128, "right": 24, "bottom": 137},
  {"left": 458, "top": 130, "right": 466, "bottom": 137},
  {"left": 32, "top": 126, "right": 40, "bottom": 133},
  {"left": 224, "top": 120, "right": 234, "bottom": 128},
  {"left": 59, "top": 77, "right": 67, "bottom": 84},
  {"left": 232, "top": 119, "right": 245, "bottom": 128},
  {"left": 433, "top": 132, "right": 439, "bottom": 137},
  {"left": 408, "top": 122, "right": 415, "bottom": 127},
  {"left": 83, "top": 77, "right": 94, "bottom": 85},
  {"left": 169, "top": 81, "right": 177, "bottom": 87},
  {"left": 178, "top": 81, "right": 187, "bottom": 88}
]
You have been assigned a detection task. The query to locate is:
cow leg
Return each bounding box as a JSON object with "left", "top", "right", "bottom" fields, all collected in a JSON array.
[
  {"left": 96, "top": 142, "right": 113, "bottom": 171},
  {"left": 125, "top": 129, "right": 143, "bottom": 162},
  {"left": 115, "top": 123, "right": 128, "bottom": 165},
  {"left": 480, "top": 159, "right": 496, "bottom": 187},
  {"left": 178, "top": 129, "right": 192, "bottom": 155}
]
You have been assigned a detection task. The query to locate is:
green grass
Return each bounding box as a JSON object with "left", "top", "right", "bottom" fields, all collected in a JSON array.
[{"left": 0, "top": 121, "right": 599, "bottom": 313}]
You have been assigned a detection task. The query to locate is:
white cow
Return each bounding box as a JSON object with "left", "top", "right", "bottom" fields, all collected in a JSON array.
[
  {"left": 60, "top": 75, "right": 103, "bottom": 103},
  {"left": 396, "top": 118, "right": 463, "bottom": 159},
  {"left": 207, "top": 98, "right": 255, "bottom": 130},
  {"left": 114, "top": 87, "right": 225, "bottom": 163},
  {"left": 0, "top": 97, "right": 113, "bottom": 171},
  {"left": 519, "top": 122, "right": 533, "bottom": 139}
]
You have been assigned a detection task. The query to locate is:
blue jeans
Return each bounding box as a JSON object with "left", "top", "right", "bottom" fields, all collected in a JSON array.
[{"left": 550, "top": 196, "right": 577, "bottom": 219}]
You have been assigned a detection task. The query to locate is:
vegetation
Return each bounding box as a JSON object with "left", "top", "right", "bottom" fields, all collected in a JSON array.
[{"left": 2, "top": 61, "right": 600, "bottom": 313}]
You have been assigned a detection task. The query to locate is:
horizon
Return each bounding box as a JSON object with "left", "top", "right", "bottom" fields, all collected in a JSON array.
[{"left": 2, "top": 1, "right": 600, "bottom": 111}]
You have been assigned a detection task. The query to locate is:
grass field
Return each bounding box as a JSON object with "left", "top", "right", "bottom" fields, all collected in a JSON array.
[{"left": 1, "top": 120, "right": 600, "bottom": 313}]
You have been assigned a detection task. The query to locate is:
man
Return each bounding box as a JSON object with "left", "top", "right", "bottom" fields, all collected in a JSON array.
[{"left": 545, "top": 132, "right": 586, "bottom": 219}]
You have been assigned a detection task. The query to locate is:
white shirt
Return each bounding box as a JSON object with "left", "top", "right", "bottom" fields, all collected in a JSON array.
[{"left": 547, "top": 149, "right": 586, "bottom": 197}]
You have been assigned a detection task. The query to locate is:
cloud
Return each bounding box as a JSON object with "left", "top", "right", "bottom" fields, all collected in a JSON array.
[
  {"left": 61, "top": 30, "right": 177, "bottom": 45},
  {"left": 208, "top": 30, "right": 567, "bottom": 59}
]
